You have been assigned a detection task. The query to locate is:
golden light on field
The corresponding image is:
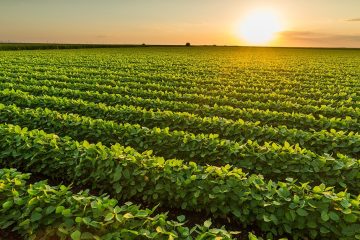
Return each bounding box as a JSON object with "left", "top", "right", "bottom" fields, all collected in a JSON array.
[{"left": 236, "top": 9, "right": 283, "bottom": 45}]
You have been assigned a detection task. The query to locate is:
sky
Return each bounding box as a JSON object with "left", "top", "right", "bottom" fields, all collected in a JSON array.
[{"left": 1, "top": 0, "right": 360, "bottom": 47}]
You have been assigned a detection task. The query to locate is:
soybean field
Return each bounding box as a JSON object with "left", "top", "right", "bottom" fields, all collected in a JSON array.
[{"left": 0, "top": 46, "right": 359, "bottom": 240}]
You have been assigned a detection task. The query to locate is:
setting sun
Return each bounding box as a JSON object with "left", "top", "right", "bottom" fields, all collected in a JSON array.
[{"left": 237, "top": 9, "right": 283, "bottom": 45}]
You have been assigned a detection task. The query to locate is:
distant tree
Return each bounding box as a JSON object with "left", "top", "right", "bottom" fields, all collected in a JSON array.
[
  {"left": 185, "top": 42, "right": 191, "bottom": 47},
  {"left": 142, "top": 43, "right": 146, "bottom": 46}
]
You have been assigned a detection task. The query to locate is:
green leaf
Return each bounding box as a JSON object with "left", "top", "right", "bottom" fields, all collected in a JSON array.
[
  {"left": 2, "top": 201, "right": 13, "bottom": 209},
  {"left": 284, "top": 224, "right": 292, "bottom": 233},
  {"left": 114, "top": 183, "right": 122, "bottom": 194},
  {"left": 135, "top": 210, "right": 148, "bottom": 218},
  {"left": 344, "top": 214, "right": 358, "bottom": 223},
  {"left": 307, "top": 220, "right": 317, "bottom": 228},
  {"left": 313, "top": 186, "right": 322, "bottom": 193},
  {"left": 104, "top": 213, "right": 114, "bottom": 221},
  {"left": 113, "top": 166, "right": 122, "bottom": 181},
  {"left": 19, "top": 219, "right": 30, "bottom": 227},
  {"left": 56, "top": 206, "right": 65, "bottom": 213},
  {"left": 203, "top": 220, "right": 212, "bottom": 228},
  {"left": 71, "top": 230, "right": 81, "bottom": 240},
  {"left": 248, "top": 232, "right": 258, "bottom": 240},
  {"left": 45, "top": 206, "right": 56, "bottom": 215},
  {"left": 340, "top": 199, "right": 351, "bottom": 208},
  {"left": 263, "top": 215, "right": 271, "bottom": 222},
  {"left": 177, "top": 215, "right": 186, "bottom": 222},
  {"left": 58, "top": 226, "right": 69, "bottom": 234},
  {"left": 156, "top": 226, "right": 163, "bottom": 233},
  {"left": 123, "top": 213, "right": 134, "bottom": 219},
  {"left": 80, "top": 232, "right": 94, "bottom": 239},
  {"left": 296, "top": 208, "right": 308, "bottom": 217},
  {"left": 321, "top": 210, "right": 329, "bottom": 222},
  {"left": 123, "top": 169, "right": 130, "bottom": 179},
  {"left": 320, "top": 227, "right": 330, "bottom": 234},
  {"left": 270, "top": 214, "right": 279, "bottom": 225},
  {"left": 62, "top": 209, "right": 72, "bottom": 217},
  {"left": 329, "top": 211, "right": 340, "bottom": 221},
  {"left": 30, "top": 211, "right": 42, "bottom": 222}
]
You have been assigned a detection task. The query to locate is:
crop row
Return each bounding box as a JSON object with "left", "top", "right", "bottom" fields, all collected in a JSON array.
[
  {"left": 0, "top": 168, "right": 237, "bottom": 239},
  {"left": 1, "top": 103, "right": 359, "bottom": 192},
  {"left": 2, "top": 60, "right": 359, "bottom": 96},
  {"left": 2, "top": 57, "right": 359, "bottom": 82},
  {"left": 1, "top": 74, "right": 357, "bottom": 108},
  {"left": 0, "top": 87, "right": 359, "bottom": 156},
  {"left": 0, "top": 124, "right": 359, "bottom": 239},
  {"left": 2, "top": 78, "right": 358, "bottom": 119},
  {"left": 1, "top": 86, "right": 358, "bottom": 133},
  {"left": 1, "top": 67, "right": 357, "bottom": 106},
  {"left": 0, "top": 88, "right": 358, "bottom": 146},
  {"left": 0, "top": 98, "right": 358, "bottom": 159}
]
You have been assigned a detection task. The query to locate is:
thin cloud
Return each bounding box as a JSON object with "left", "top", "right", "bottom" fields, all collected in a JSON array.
[
  {"left": 280, "top": 31, "right": 360, "bottom": 41},
  {"left": 278, "top": 31, "right": 360, "bottom": 47},
  {"left": 280, "top": 31, "right": 325, "bottom": 39},
  {"left": 346, "top": 18, "right": 360, "bottom": 22}
]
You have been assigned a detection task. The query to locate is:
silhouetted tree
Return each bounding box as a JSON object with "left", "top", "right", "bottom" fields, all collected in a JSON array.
[{"left": 185, "top": 42, "right": 191, "bottom": 47}]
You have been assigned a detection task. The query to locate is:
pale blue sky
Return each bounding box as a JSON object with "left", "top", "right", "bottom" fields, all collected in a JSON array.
[{"left": 1, "top": 0, "right": 360, "bottom": 47}]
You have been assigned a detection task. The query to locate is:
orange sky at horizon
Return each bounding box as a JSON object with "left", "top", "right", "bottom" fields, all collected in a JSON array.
[{"left": 1, "top": 0, "right": 360, "bottom": 48}]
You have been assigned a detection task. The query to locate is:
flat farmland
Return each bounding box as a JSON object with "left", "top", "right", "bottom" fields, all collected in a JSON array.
[{"left": 0, "top": 46, "right": 359, "bottom": 239}]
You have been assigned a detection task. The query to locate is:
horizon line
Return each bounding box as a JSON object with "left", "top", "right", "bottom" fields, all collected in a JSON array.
[{"left": 0, "top": 42, "right": 359, "bottom": 50}]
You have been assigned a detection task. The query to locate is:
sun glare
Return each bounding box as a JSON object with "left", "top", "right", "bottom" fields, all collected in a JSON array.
[{"left": 237, "top": 9, "right": 283, "bottom": 45}]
